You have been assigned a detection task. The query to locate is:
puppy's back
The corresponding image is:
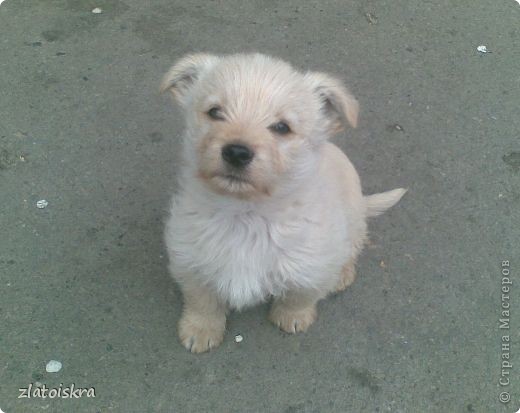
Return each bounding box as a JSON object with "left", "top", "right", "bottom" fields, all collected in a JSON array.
[{"left": 320, "top": 143, "right": 364, "bottom": 213}]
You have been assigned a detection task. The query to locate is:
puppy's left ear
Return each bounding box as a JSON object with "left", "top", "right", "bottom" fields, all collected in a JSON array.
[
  {"left": 160, "top": 53, "right": 219, "bottom": 105},
  {"left": 305, "top": 72, "right": 359, "bottom": 132}
]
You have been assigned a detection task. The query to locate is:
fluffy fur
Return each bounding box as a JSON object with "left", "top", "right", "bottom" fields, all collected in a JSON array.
[{"left": 162, "top": 53, "right": 406, "bottom": 352}]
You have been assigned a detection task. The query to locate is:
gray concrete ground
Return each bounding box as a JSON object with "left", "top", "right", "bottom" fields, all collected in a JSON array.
[{"left": 1, "top": 0, "right": 519, "bottom": 412}]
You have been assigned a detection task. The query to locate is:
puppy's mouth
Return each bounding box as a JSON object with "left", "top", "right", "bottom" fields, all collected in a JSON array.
[
  {"left": 220, "top": 173, "right": 249, "bottom": 183},
  {"left": 210, "top": 172, "right": 256, "bottom": 194},
  {"left": 214, "top": 172, "right": 251, "bottom": 185}
]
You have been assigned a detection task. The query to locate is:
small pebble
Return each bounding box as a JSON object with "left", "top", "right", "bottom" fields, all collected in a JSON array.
[
  {"left": 36, "top": 200, "right": 48, "bottom": 209},
  {"left": 365, "top": 12, "right": 377, "bottom": 24},
  {"left": 92, "top": 7, "right": 102, "bottom": 14},
  {"left": 234, "top": 334, "right": 243, "bottom": 343},
  {"left": 476, "top": 45, "right": 489, "bottom": 53},
  {"left": 45, "top": 360, "right": 62, "bottom": 373}
]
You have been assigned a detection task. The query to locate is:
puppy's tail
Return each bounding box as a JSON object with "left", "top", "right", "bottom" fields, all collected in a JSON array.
[{"left": 364, "top": 188, "right": 407, "bottom": 218}]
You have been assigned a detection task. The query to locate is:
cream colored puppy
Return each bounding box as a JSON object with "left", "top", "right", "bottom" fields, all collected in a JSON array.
[{"left": 162, "top": 53, "right": 406, "bottom": 353}]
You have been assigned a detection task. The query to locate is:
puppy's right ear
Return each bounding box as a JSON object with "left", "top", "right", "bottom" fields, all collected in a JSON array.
[{"left": 160, "top": 53, "right": 219, "bottom": 104}]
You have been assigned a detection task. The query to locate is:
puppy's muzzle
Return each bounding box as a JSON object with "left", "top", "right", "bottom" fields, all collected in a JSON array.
[{"left": 221, "top": 144, "right": 254, "bottom": 168}]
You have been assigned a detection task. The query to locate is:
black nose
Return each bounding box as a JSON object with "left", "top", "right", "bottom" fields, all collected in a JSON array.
[{"left": 221, "top": 144, "right": 254, "bottom": 168}]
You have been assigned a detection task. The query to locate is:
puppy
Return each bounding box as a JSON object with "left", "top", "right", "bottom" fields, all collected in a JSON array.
[{"left": 161, "top": 53, "right": 406, "bottom": 353}]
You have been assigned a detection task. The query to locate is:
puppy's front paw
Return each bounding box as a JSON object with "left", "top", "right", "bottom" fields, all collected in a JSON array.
[
  {"left": 178, "top": 314, "right": 225, "bottom": 353},
  {"left": 269, "top": 305, "right": 317, "bottom": 334}
]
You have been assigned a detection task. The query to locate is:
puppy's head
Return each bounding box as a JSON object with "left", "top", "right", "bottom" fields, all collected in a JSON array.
[{"left": 162, "top": 53, "right": 358, "bottom": 199}]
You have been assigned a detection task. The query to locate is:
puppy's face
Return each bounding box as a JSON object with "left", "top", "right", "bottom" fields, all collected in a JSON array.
[{"left": 162, "top": 53, "right": 358, "bottom": 199}]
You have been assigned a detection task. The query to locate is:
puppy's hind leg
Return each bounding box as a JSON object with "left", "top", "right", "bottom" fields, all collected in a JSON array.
[
  {"left": 335, "top": 225, "right": 367, "bottom": 292},
  {"left": 335, "top": 258, "right": 357, "bottom": 292},
  {"left": 177, "top": 279, "right": 227, "bottom": 353}
]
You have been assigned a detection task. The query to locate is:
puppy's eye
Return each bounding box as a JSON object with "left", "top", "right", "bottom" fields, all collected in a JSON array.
[
  {"left": 269, "top": 121, "right": 291, "bottom": 135},
  {"left": 207, "top": 106, "right": 225, "bottom": 121}
]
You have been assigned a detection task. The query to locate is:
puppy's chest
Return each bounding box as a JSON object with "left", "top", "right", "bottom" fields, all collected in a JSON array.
[
  {"left": 185, "top": 209, "right": 317, "bottom": 305},
  {"left": 200, "top": 211, "right": 308, "bottom": 274}
]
